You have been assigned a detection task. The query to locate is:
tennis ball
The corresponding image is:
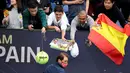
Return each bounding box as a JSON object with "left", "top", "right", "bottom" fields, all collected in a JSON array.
[{"left": 35, "top": 51, "right": 49, "bottom": 64}]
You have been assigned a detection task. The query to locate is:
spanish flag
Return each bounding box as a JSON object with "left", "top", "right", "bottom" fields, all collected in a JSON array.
[{"left": 88, "top": 13, "right": 130, "bottom": 65}]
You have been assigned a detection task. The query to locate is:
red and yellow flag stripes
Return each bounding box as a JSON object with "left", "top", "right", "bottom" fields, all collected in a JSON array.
[{"left": 88, "top": 13, "right": 130, "bottom": 65}]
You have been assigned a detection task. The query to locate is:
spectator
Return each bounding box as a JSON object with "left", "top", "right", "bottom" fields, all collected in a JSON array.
[
  {"left": 94, "top": 0, "right": 127, "bottom": 28},
  {"left": 2, "top": 0, "right": 23, "bottom": 29},
  {"left": 21, "top": 0, "right": 51, "bottom": 15},
  {"left": 44, "top": 52, "right": 69, "bottom": 73},
  {"left": 70, "top": 10, "right": 95, "bottom": 45},
  {"left": 23, "top": 0, "right": 47, "bottom": 33},
  {"left": 62, "top": 0, "right": 90, "bottom": 23},
  {"left": 47, "top": 5, "right": 70, "bottom": 40}
]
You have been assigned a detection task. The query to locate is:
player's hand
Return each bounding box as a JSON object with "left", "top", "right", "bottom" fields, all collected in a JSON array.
[
  {"left": 28, "top": 25, "right": 34, "bottom": 31},
  {"left": 41, "top": 27, "right": 46, "bottom": 33},
  {"left": 62, "top": 37, "right": 66, "bottom": 41},
  {"left": 55, "top": 26, "right": 61, "bottom": 32}
]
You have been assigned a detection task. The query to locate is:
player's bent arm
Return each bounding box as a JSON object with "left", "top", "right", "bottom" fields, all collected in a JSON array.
[{"left": 61, "top": 30, "right": 66, "bottom": 40}]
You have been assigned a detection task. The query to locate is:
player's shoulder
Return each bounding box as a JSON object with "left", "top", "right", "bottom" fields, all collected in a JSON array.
[{"left": 47, "top": 64, "right": 55, "bottom": 68}]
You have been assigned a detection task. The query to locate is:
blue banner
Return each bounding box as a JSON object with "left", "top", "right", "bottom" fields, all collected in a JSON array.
[{"left": 0, "top": 29, "right": 130, "bottom": 73}]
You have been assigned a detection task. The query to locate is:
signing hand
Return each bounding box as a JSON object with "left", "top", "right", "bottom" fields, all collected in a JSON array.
[
  {"left": 28, "top": 25, "right": 34, "bottom": 31},
  {"left": 41, "top": 27, "right": 46, "bottom": 33},
  {"left": 55, "top": 26, "right": 61, "bottom": 32}
]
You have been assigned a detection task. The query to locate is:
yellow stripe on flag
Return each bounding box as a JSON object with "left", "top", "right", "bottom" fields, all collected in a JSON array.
[{"left": 92, "top": 22, "right": 128, "bottom": 56}]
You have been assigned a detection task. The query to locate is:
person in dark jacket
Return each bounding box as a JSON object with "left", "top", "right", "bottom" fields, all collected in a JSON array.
[
  {"left": 94, "top": 0, "right": 127, "bottom": 28},
  {"left": 44, "top": 52, "right": 69, "bottom": 73},
  {"left": 23, "top": 0, "right": 47, "bottom": 32}
]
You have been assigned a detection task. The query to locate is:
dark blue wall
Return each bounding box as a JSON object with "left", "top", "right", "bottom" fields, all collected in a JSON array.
[{"left": 0, "top": 29, "right": 130, "bottom": 73}]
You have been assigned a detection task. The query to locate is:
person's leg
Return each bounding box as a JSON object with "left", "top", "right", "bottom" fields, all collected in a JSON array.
[
  {"left": 88, "top": 3, "right": 94, "bottom": 16},
  {"left": 51, "top": 2, "right": 56, "bottom": 11},
  {"left": 63, "top": 5, "right": 68, "bottom": 16},
  {"left": 68, "top": 6, "right": 77, "bottom": 24}
]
